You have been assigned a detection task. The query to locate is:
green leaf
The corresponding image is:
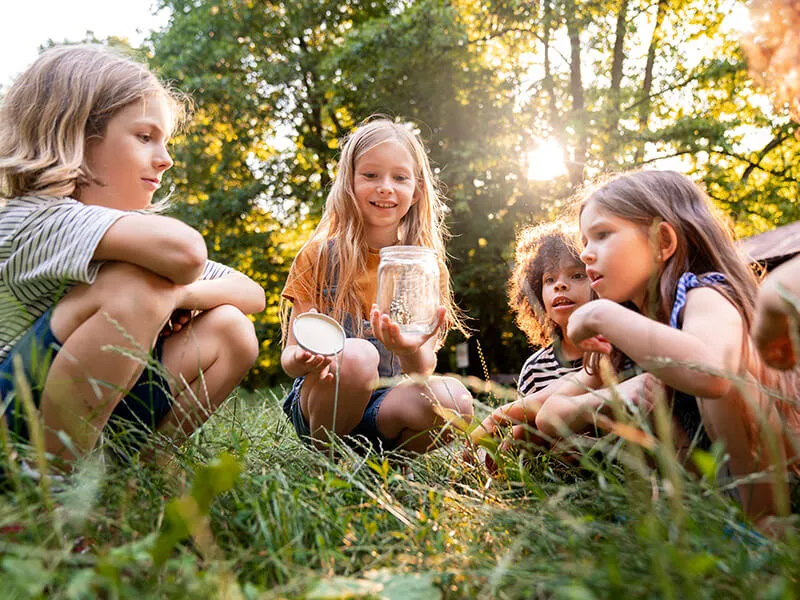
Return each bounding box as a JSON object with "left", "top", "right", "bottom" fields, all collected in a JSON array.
[{"left": 306, "top": 576, "right": 384, "bottom": 599}]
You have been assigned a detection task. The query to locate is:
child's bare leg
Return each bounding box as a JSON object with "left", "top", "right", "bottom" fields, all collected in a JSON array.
[
  {"left": 302, "top": 338, "right": 379, "bottom": 443},
  {"left": 698, "top": 395, "right": 788, "bottom": 520},
  {"left": 41, "top": 263, "right": 178, "bottom": 460},
  {"left": 377, "top": 376, "right": 473, "bottom": 453},
  {"left": 157, "top": 304, "right": 258, "bottom": 442}
]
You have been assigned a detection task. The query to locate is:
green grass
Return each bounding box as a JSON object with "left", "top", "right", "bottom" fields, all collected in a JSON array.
[{"left": 1, "top": 386, "right": 799, "bottom": 599}]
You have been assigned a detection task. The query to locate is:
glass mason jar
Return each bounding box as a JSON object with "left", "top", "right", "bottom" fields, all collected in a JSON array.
[{"left": 376, "top": 246, "right": 440, "bottom": 335}]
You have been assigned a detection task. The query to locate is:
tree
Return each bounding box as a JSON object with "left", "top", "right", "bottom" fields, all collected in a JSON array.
[{"left": 143, "top": 0, "right": 800, "bottom": 385}]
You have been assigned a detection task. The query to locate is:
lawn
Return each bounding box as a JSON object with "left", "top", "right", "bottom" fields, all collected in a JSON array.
[{"left": 0, "top": 385, "right": 798, "bottom": 599}]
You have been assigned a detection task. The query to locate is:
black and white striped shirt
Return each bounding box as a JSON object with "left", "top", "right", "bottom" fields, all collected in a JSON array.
[
  {"left": 0, "top": 196, "right": 232, "bottom": 362},
  {"left": 517, "top": 338, "right": 583, "bottom": 397}
]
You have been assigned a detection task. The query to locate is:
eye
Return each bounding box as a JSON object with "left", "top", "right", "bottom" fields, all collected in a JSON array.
[
  {"left": 595, "top": 231, "right": 609, "bottom": 240},
  {"left": 394, "top": 175, "right": 410, "bottom": 182},
  {"left": 543, "top": 276, "right": 555, "bottom": 285},
  {"left": 137, "top": 133, "right": 152, "bottom": 143},
  {"left": 573, "top": 272, "right": 588, "bottom": 280},
  {"left": 361, "top": 171, "right": 377, "bottom": 179}
]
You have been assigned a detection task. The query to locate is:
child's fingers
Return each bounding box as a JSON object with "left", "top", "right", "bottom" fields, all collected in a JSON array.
[{"left": 577, "top": 335, "right": 612, "bottom": 354}]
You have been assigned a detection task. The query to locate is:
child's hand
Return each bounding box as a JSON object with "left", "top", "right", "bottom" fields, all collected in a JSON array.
[
  {"left": 159, "top": 309, "right": 193, "bottom": 338},
  {"left": 615, "top": 372, "right": 665, "bottom": 414},
  {"left": 753, "top": 281, "right": 799, "bottom": 370},
  {"left": 470, "top": 397, "right": 547, "bottom": 472},
  {"left": 369, "top": 304, "right": 446, "bottom": 356},
  {"left": 567, "top": 301, "right": 613, "bottom": 354},
  {"left": 292, "top": 346, "right": 337, "bottom": 382}
]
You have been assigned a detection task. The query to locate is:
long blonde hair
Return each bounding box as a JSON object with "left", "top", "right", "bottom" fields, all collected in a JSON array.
[
  {"left": 283, "top": 117, "right": 466, "bottom": 342},
  {"left": 0, "top": 45, "right": 188, "bottom": 200}
]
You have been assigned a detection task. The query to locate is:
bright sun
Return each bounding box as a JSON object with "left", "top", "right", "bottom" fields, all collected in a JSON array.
[{"left": 526, "top": 138, "right": 568, "bottom": 181}]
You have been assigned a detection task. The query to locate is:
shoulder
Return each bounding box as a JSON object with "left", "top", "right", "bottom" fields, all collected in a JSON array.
[
  {"left": 521, "top": 343, "right": 557, "bottom": 370},
  {"left": 293, "top": 239, "right": 326, "bottom": 266},
  {"left": 681, "top": 284, "right": 745, "bottom": 341},
  {"left": 1, "top": 196, "right": 116, "bottom": 239},
  {"left": 684, "top": 285, "right": 742, "bottom": 318}
]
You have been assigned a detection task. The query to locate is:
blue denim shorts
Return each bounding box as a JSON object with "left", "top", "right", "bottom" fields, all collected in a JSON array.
[
  {"left": 0, "top": 309, "right": 173, "bottom": 454},
  {"left": 282, "top": 376, "right": 399, "bottom": 451}
]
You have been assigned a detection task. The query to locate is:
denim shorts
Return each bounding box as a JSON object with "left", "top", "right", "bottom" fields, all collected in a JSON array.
[
  {"left": 282, "top": 376, "right": 399, "bottom": 451},
  {"left": 0, "top": 309, "right": 173, "bottom": 454}
]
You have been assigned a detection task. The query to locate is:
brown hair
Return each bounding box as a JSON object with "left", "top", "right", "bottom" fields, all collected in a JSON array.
[
  {"left": 509, "top": 221, "right": 584, "bottom": 346},
  {"left": 0, "top": 45, "right": 189, "bottom": 199},
  {"left": 580, "top": 170, "right": 759, "bottom": 327}
]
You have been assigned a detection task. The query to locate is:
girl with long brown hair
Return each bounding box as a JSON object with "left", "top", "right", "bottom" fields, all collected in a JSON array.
[{"left": 534, "top": 170, "right": 796, "bottom": 522}]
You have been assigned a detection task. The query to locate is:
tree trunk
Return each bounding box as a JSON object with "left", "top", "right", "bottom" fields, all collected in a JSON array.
[
  {"left": 635, "top": 0, "right": 668, "bottom": 163},
  {"left": 566, "top": 0, "right": 587, "bottom": 185}
]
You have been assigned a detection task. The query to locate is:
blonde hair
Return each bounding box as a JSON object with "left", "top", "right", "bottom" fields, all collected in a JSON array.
[
  {"left": 508, "top": 221, "right": 585, "bottom": 347},
  {"left": 0, "top": 45, "right": 188, "bottom": 199},
  {"left": 282, "top": 117, "right": 466, "bottom": 343}
]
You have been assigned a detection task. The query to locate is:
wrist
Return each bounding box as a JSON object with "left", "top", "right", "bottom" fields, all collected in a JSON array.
[{"left": 585, "top": 299, "right": 614, "bottom": 331}]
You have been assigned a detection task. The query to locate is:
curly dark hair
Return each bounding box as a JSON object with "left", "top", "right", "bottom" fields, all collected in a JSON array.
[
  {"left": 742, "top": 0, "right": 800, "bottom": 121},
  {"left": 508, "top": 222, "right": 584, "bottom": 347}
]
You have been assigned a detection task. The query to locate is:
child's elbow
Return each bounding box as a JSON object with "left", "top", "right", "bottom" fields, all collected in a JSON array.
[
  {"left": 173, "top": 231, "right": 208, "bottom": 283},
  {"left": 696, "top": 375, "right": 732, "bottom": 400},
  {"left": 250, "top": 285, "right": 267, "bottom": 313}
]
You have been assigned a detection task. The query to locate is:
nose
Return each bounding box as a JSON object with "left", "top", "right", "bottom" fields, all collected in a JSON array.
[
  {"left": 580, "top": 245, "right": 594, "bottom": 265},
  {"left": 554, "top": 278, "right": 568, "bottom": 291},
  {"left": 154, "top": 143, "right": 174, "bottom": 172},
  {"left": 377, "top": 176, "right": 393, "bottom": 195}
]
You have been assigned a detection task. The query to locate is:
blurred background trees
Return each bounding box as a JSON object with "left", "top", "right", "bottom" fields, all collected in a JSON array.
[{"left": 132, "top": 0, "right": 798, "bottom": 386}]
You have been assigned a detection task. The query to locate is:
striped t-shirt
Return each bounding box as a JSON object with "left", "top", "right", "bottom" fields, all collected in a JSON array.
[
  {"left": 0, "top": 196, "right": 232, "bottom": 362},
  {"left": 517, "top": 338, "right": 584, "bottom": 396}
]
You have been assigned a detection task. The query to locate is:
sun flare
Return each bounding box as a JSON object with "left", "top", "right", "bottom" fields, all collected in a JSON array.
[{"left": 526, "top": 138, "right": 568, "bottom": 181}]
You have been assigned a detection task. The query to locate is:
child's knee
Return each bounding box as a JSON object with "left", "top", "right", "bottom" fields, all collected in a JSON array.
[
  {"left": 434, "top": 376, "right": 473, "bottom": 416},
  {"left": 207, "top": 305, "right": 259, "bottom": 366},
  {"left": 53, "top": 263, "right": 178, "bottom": 339},
  {"left": 95, "top": 263, "right": 178, "bottom": 314},
  {"left": 338, "top": 338, "right": 380, "bottom": 384}
]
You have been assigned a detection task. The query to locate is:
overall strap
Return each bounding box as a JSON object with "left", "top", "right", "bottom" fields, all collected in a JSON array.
[{"left": 669, "top": 272, "right": 728, "bottom": 329}]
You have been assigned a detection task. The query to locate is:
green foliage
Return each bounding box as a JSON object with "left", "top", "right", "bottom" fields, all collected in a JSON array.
[
  {"left": 135, "top": 0, "right": 800, "bottom": 384},
  {"left": 150, "top": 451, "right": 242, "bottom": 566},
  {"left": 0, "top": 389, "right": 799, "bottom": 597}
]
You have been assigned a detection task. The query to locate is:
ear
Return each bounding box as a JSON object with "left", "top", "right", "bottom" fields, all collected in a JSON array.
[
  {"left": 411, "top": 184, "right": 420, "bottom": 205},
  {"left": 656, "top": 221, "right": 678, "bottom": 263}
]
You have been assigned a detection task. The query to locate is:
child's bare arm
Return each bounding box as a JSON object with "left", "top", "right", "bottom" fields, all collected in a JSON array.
[
  {"left": 535, "top": 373, "right": 662, "bottom": 437},
  {"left": 177, "top": 272, "right": 266, "bottom": 315},
  {"left": 568, "top": 294, "right": 742, "bottom": 399},
  {"left": 753, "top": 256, "right": 800, "bottom": 369},
  {"left": 94, "top": 214, "right": 208, "bottom": 284},
  {"left": 478, "top": 369, "right": 600, "bottom": 436}
]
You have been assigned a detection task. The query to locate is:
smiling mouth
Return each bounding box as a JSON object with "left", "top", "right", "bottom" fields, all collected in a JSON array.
[
  {"left": 370, "top": 200, "right": 397, "bottom": 209},
  {"left": 551, "top": 297, "right": 575, "bottom": 309}
]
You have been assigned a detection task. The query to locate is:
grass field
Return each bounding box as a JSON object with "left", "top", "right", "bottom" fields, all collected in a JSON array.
[{"left": 1, "top": 385, "right": 799, "bottom": 599}]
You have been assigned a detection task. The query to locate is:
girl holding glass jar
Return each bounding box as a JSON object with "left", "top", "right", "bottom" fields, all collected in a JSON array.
[{"left": 280, "top": 117, "right": 472, "bottom": 453}]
